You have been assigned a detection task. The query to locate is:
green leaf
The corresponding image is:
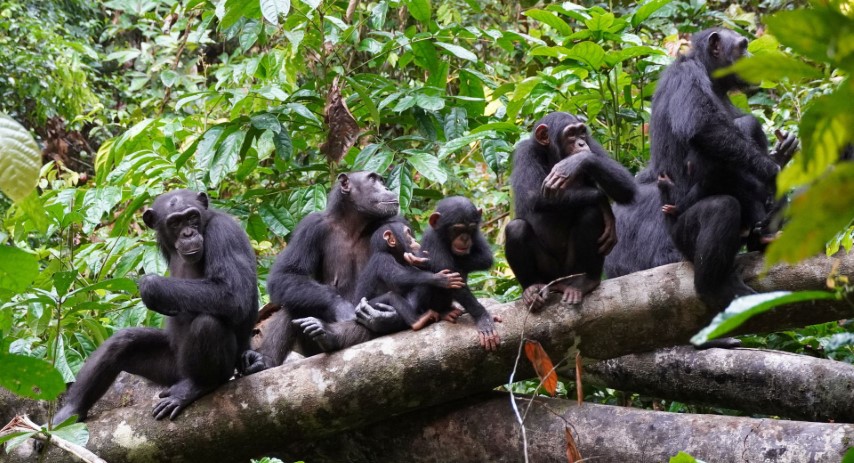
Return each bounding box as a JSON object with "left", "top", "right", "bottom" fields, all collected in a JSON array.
[
  {"left": 415, "top": 92, "right": 445, "bottom": 111},
  {"left": 566, "top": 41, "right": 605, "bottom": 69},
  {"left": 260, "top": 0, "right": 290, "bottom": 25},
  {"left": 258, "top": 202, "right": 295, "bottom": 236},
  {"left": 250, "top": 113, "right": 282, "bottom": 132},
  {"left": 302, "top": 0, "right": 320, "bottom": 9},
  {"left": 444, "top": 107, "right": 467, "bottom": 140},
  {"left": 631, "top": 0, "right": 672, "bottom": 28},
  {"left": 0, "top": 246, "right": 39, "bottom": 293},
  {"left": 209, "top": 129, "right": 246, "bottom": 188},
  {"left": 715, "top": 53, "right": 822, "bottom": 83},
  {"left": 691, "top": 291, "right": 840, "bottom": 344},
  {"left": 387, "top": 164, "right": 414, "bottom": 212},
  {"left": 195, "top": 125, "right": 226, "bottom": 173},
  {"left": 0, "top": 431, "right": 35, "bottom": 451},
  {"left": 842, "top": 447, "right": 854, "bottom": 463},
  {"left": 345, "top": 76, "right": 381, "bottom": 125},
  {"left": 434, "top": 42, "right": 478, "bottom": 62},
  {"left": 747, "top": 34, "right": 779, "bottom": 56},
  {"left": 768, "top": 163, "right": 854, "bottom": 265},
  {"left": 53, "top": 271, "right": 76, "bottom": 298},
  {"left": 511, "top": 76, "right": 542, "bottom": 103},
  {"left": 160, "top": 69, "right": 179, "bottom": 87},
  {"left": 273, "top": 127, "right": 293, "bottom": 162},
  {"left": 0, "top": 114, "right": 40, "bottom": 202},
  {"left": 765, "top": 9, "right": 843, "bottom": 65},
  {"left": 523, "top": 9, "right": 572, "bottom": 36},
  {"left": 406, "top": 0, "right": 431, "bottom": 23},
  {"left": 0, "top": 353, "right": 66, "bottom": 400},
  {"left": 68, "top": 278, "right": 138, "bottom": 297},
  {"left": 438, "top": 130, "right": 498, "bottom": 158},
  {"left": 221, "top": 0, "right": 262, "bottom": 29},
  {"left": 470, "top": 122, "right": 522, "bottom": 134},
  {"left": 50, "top": 422, "right": 89, "bottom": 447},
  {"left": 246, "top": 213, "right": 268, "bottom": 242},
  {"left": 406, "top": 151, "right": 447, "bottom": 184},
  {"left": 669, "top": 451, "right": 702, "bottom": 463}
]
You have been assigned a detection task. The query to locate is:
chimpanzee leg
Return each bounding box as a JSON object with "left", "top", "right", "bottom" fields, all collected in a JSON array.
[
  {"left": 54, "top": 328, "right": 177, "bottom": 424},
  {"left": 505, "top": 219, "right": 549, "bottom": 288},
  {"left": 562, "top": 205, "right": 605, "bottom": 303},
  {"left": 153, "top": 315, "right": 236, "bottom": 420},
  {"left": 291, "top": 317, "right": 377, "bottom": 353},
  {"left": 671, "top": 195, "right": 753, "bottom": 308}
]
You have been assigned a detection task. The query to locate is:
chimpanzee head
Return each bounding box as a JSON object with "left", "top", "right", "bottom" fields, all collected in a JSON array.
[
  {"left": 143, "top": 190, "right": 208, "bottom": 264},
  {"left": 332, "top": 171, "right": 400, "bottom": 219},
  {"left": 428, "top": 196, "right": 483, "bottom": 257},
  {"left": 372, "top": 221, "right": 421, "bottom": 260},
  {"left": 532, "top": 112, "right": 591, "bottom": 164},
  {"left": 692, "top": 27, "right": 749, "bottom": 89}
]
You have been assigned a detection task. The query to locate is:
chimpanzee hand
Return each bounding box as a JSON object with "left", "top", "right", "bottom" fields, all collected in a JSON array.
[
  {"left": 355, "top": 298, "right": 402, "bottom": 334},
  {"left": 522, "top": 284, "right": 547, "bottom": 312},
  {"left": 476, "top": 313, "right": 500, "bottom": 351},
  {"left": 404, "top": 251, "right": 429, "bottom": 268},
  {"left": 662, "top": 204, "right": 678, "bottom": 216},
  {"left": 597, "top": 199, "right": 617, "bottom": 255},
  {"left": 542, "top": 151, "right": 590, "bottom": 198},
  {"left": 770, "top": 129, "right": 799, "bottom": 167},
  {"left": 138, "top": 275, "right": 179, "bottom": 316},
  {"left": 435, "top": 269, "right": 465, "bottom": 288}
]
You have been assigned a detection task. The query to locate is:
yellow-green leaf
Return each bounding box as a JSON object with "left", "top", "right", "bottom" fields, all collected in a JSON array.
[{"left": 0, "top": 114, "right": 40, "bottom": 202}]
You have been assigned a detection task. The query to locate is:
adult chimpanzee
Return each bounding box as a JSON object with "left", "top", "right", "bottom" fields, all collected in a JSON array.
[
  {"left": 53, "top": 190, "right": 257, "bottom": 423},
  {"left": 242, "top": 172, "right": 408, "bottom": 372},
  {"left": 505, "top": 112, "right": 636, "bottom": 310},
  {"left": 603, "top": 28, "right": 799, "bottom": 308},
  {"left": 409, "top": 196, "right": 501, "bottom": 350},
  {"left": 295, "top": 221, "right": 465, "bottom": 348}
]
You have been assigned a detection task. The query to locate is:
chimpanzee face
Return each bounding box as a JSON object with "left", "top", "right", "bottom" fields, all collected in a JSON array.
[
  {"left": 559, "top": 122, "right": 590, "bottom": 158},
  {"left": 339, "top": 172, "right": 400, "bottom": 219},
  {"left": 143, "top": 190, "right": 208, "bottom": 264},
  {"left": 707, "top": 29, "right": 749, "bottom": 88},
  {"left": 448, "top": 223, "right": 478, "bottom": 256},
  {"left": 534, "top": 119, "right": 590, "bottom": 163}
]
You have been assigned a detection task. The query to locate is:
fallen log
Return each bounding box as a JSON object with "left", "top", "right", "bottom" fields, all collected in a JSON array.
[
  {"left": 585, "top": 345, "right": 854, "bottom": 422},
  {"left": 6, "top": 252, "right": 852, "bottom": 462},
  {"left": 273, "top": 392, "right": 853, "bottom": 463}
]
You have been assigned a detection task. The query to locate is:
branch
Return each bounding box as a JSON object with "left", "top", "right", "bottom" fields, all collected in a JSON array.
[
  {"left": 8, "top": 252, "right": 852, "bottom": 462},
  {"left": 585, "top": 345, "right": 854, "bottom": 422}
]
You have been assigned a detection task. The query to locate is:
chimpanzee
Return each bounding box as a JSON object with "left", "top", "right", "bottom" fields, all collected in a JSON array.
[
  {"left": 53, "top": 190, "right": 257, "bottom": 423},
  {"left": 604, "top": 28, "right": 799, "bottom": 308},
  {"left": 408, "top": 196, "right": 501, "bottom": 350},
  {"left": 505, "top": 112, "right": 636, "bottom": 310},
  {"left": 293, "top": 221, "right": 465, "bottom": 350},
  {"left": 242, "top": 172, "right": 409, "bottom": 372}
]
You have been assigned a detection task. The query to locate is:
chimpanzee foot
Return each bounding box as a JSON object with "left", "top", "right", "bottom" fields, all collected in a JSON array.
[
  {"left": 522, "top": 284, "right": 547, "bottom": 311},
  {"left": 239, "top": 349, "right": 272, "bottom": 376},
  {"left": 152, "top": 380, "right": 208, "bottom": 420},
  {"left": 442, "top": 307, "right": 464, "bottom": 323},
  {"left": 411, "top": 310, "right": 440, "bottom": 331},
  {"left": 292, "top": 317, "right": 341, "bottom": 352},
  {"left": 561, "top": 286, "right": 584, "bottom": 304}
]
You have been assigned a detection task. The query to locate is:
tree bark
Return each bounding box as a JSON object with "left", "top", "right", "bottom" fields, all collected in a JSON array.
[
  {"left": 585, "top": 345, "right": 854, "bottom": 422},
  {"left": 268, "top": 392, "right": 854, "bottom": 463},
  {"left": 6, "top": 252, "right": 853, "bottom": 462}
]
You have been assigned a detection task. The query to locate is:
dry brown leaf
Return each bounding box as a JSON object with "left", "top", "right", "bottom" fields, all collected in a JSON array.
[
  {"left": 565, "top": 425, "right": 583, "bottom": 463},
  {"left": 320, "top": 77, "right": 359, "bottom": 164},
  {"left": 523, "top": 339, "right": 557, "bottom": 396}
]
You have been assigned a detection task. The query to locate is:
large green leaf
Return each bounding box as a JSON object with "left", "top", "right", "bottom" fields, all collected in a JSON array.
[
  {"left": 406, "top": 0, "right": 431, "bottom": 23},
  {"left": 0, "top": 353, "right": 66, "bottom": 400},
  {"left": 0, "top": 246, "right": 39, "bottom": 294},
  {"left": 715, "top": 52, "right": 822, "bottom": 83},
  {"left": 438, "top": 130, "right": 498, "bottom": 159},
  {"left": 258, "top": 202, "right": 295, "bottom": 237},
  {"left": 843, "top": 447, "right": 854, "bottom": 463},
  {"left": 405, "top": 150, "right": 447, "bottom": 184},
  {"left": 209, "top": 129, "right": 246, "bottom": 188},
  {"left": 691, "top": 291, "right": 840, "bottom": 344},
  {"left": 387, "top": 164, "right": 414, "bottom": 212},
  {"left": 768, "top": 163, "right": 854, "bottom": 265},
  {"left": 221, "top": 0, "right": 262, "bottom": 29},
  {"left": 566, "top": 41, "right": 605, "bottom": 69},
  {"left": 50, "top": 422, "right": 89, "bottom": 447},
  {"left": 0, "top": 114, "right": 40, "bottom": 202},
  {"left": 524, "top": 9, "right": 572, "bottom": 36},
  {"left": 260, "top": 0, "right": 290, "bottom": 25},
  {"left": 435, "top": 42, "right": 478, "bottom": 62},
  {"left": 631, "top": 0, "right": 672, "bottom": 28},
  {"left": 765, "top": 9, "right": 844, "bottom": 65}
]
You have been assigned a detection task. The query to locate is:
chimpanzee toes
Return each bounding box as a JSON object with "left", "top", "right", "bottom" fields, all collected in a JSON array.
[{"left": 239, "top": 350, "right": 270, "bottom": 375}]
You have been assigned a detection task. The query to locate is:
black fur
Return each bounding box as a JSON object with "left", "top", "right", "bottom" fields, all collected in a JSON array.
[{"left": 54, "top": 190, "right": 257, "bottom": 423}]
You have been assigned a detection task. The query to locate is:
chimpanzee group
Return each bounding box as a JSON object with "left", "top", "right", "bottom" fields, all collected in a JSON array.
[{"left": 56, "top": 26, "right": 799, "bottom": 424}]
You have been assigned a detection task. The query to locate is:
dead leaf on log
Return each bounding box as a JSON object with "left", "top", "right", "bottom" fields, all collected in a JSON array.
[
  {"left": 565, "top": 425, "right": 583, "bottom": 463},
  {"left": 524, "top": 340, "right": 557, "bottom": 396},
  {"left": 320, "top": 77, "right": 359, "bottom": 164}
]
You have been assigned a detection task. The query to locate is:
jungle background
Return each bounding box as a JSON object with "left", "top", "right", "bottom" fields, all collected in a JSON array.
[{"left": 0, "top": 0, "right": 853, "bottom": 461}]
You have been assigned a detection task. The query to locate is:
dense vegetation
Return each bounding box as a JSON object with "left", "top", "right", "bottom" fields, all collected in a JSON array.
[{"left": 0, "top": 0, "right": 852, "bottom": 442}]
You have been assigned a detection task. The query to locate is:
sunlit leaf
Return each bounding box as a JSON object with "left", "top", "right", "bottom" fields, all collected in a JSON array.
[
  {"left": 631, "top": 0, "right": 672, "bottom": 28},
  {"left": 434, "top": 42, "right": 477, "bottom": 62},
  {"left": 566, "top": 41, "right": 605, "bottom": 69},
  {"left": 0, "top": 114, "right": 40, "bottom": 202},
  {"left": 260, "top": 0, "right": 290, "bottom": 25},
  {"left": 0, "top": 431, "right": 35, "bottom": 451},
  {"left": 715, "top": 52, "right": 822, "bottom": 83},
  {"left": 0, "top": 246, "right": 39, "bottom": 294},
  {"left": 524, "top": 9, "right": 572, "bottom": 36},
  {"left": 669, "top": 451, "right": 703, "bottom": 463},
  {"left": 523, "top": 340, "right": 557, "bottom": 396},
  {"left": 438, "top": 130, "right": 498, "bottom": 159},
  {"left": 51, "top": 422, "right": 89, "bottom": 447},
  {"left": 765, "top": 9, "right": 843, "bottom": 65},
  {"left": 691, "top": 291, "right": 840, "bottom": 344},
  {"left": 221, "top": 0, "right": 261, "bottom": 29},
  {"left": 387, "top": 164, "right": 414, "bottom": 212},
  {"left": 209, "top": 129, "right": 245, "bottom": 188},
  {"left": 406, "top": 150, "right": 447, "bottom": 184},
  {"left": 0, "top": 353, "right": 66, "bottom": 400},
  {"left": 406, "top": 0, "right": 431, "bottom": 23}
]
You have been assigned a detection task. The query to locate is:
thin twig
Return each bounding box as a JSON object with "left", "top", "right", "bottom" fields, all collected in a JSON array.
[{"left": 1, "top": 415, "right": 107, "bottom": 463}]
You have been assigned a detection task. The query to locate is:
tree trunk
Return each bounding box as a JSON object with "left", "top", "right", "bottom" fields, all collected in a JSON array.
[
  {"left": 6, "top": 252, "right": 852, "bottom": 462},
  {"left": 266, "top": 392, "right": 854, "bottom": 463},
  {"left": 585, "top": 345, "right": 854, "bottom": 422}
]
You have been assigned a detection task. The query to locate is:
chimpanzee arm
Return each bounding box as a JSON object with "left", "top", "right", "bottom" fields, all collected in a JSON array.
[
  {"left": 453, "top": 287, "right": 499, "bottom": 350},
  {"left": 381, "top": 257, "right": 461, "bottom": 289},
  {"left": 543, "top": 150, "right": 636, "bottom": 204},
  {"left": 267, "top": 214, "right": 353, "bottom": 320},
  {"left": 532, "top": 186, "right": 605, "bottom": 212},
  {"left": 464, "top": 233, "right": 495, "bottom": 272},
  {"left": 139, "top": 212, "right": 257, "bottom": 325}
]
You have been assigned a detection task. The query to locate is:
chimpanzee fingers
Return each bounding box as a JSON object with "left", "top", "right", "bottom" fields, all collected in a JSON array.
[
  {"left": 479, "top": 331, "right": 500, "bottom": 351},
  {"left": 152, "top": 398, "right": 177, "bottom": 420},
  {"left": 158, "top": 387, "right": 173, "bottom": 398}
]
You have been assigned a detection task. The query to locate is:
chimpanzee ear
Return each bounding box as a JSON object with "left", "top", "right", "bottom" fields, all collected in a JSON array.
[
  {"left": 196, "top": 192, "right": 209, "bottom": 209},
  {"left": 534, "top": 124, "right": 550, "bottom": 146},
  {"left": 337, "top": 173, "right": 351, "bottom": 194},
  {"left": 142, "top": 209, "right": 158, "bottom": 229},
  {"left": 383, "top": 230, "right": 396, "bottom": 247},
  {"left": 477, "top": 208, "right": 483, "bottom": 220},
  {"left": 708, "top": 31, "right": 721, "bottom": 58},
  {"left": 428, "top": 212, "right": 442, "bottom": 229}
]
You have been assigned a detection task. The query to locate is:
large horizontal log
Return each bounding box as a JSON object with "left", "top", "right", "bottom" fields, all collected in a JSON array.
[
  {"left": 276, "top": 392, "right": 852, "bottom": 463},
  {"left": 8, "top": 252, "right": 852, "bottom": 462},
  {"left": 585, "top": 346, "right": 854, "bottom": 422}
]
